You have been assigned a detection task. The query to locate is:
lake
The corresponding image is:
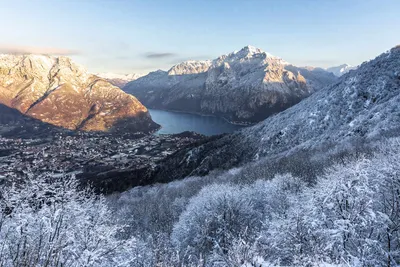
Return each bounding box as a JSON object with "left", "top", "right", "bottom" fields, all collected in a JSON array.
[{"left": 148, "top": 109, "right": 245, "bottom": 136}]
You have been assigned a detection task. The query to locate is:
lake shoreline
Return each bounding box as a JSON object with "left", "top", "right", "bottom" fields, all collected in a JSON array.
[
  {"left": 148, "top": 109, "right": 246, "bottom": 136},
  {"left": 148, "top": 108, "right": 255, "bottom": 127}
]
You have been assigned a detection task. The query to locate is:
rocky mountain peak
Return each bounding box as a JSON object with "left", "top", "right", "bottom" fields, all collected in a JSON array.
[
  {"left": 0, "top": 54, "right": 89, "bottom": 84},
  {"left": 241, "top": 45, "right": 264, "bottom": 54},
  {"left": 232, "top": 45, "right": 277, "bottom": 60},
  {"left": 168, "top": 60, "right": 212, "bottom": 75},
  {"left": 124, "top": 46, "right": 337, "bottom": 124},
  {"left": 0, "top": 54, "right": 159, "bottom": 133}
]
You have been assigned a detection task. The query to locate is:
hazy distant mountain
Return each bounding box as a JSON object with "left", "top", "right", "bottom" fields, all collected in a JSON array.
[
  {"left": 124, "top": 45, "right": 337, "bottom": 123},
  {"left": 326, "top": 64, "right": 357, "bottom": 76},
  {"left": 96, "top": 72, "right": 144, "bottom": 88},
  {"left": 154, "top": 45, "right": 400, "bottom": 180},
  {"left": 0, "top": 55, "right": 158, "bottom": 133}
]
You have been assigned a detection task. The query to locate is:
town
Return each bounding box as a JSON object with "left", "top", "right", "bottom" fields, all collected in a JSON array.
[{"left": 0, "top": 131, "right": 205, "bottom": 189}]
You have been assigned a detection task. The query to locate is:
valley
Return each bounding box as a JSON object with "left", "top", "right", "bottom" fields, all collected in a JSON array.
[
  {"left": 0, "top": 129, "right": 208, "bottom": 193},
  {"left": 2, "top": 46, "right": 398, "bottom": 198},
  {"left": 0, "top": 2, "right": 399, "bottom": 264}
]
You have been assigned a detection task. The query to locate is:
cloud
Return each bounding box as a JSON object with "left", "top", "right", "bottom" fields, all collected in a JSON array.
[
  {"left": 0, "top": 45, "right": 80, "bottom": 56},
  {"left": 145, "top": 52, "right": 176, "bottom": 59}
]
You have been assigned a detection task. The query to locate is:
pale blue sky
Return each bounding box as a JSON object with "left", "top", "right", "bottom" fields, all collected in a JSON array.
[{"left": 0, "top": 0, "right": 399, "bottom": 74}]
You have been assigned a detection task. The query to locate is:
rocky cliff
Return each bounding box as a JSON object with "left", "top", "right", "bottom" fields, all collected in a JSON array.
[{"left": 0, "top": 55, "right": 159, "bottom": 133}]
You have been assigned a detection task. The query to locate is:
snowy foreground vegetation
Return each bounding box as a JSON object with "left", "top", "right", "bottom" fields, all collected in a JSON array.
[{"left": 1, "top": 137, "right": 399, "bottom": 266}]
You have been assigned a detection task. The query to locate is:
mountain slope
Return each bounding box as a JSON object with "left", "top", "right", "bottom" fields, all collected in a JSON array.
[
  {"left": 124, "top": 46, "right": 337, "bottom": 123},
  {"left": 0, "top": 103, "right": 70, "bottom": 138},
  {"left": 96, "top": 72, "right": 144, "bottom": 88},
  {"left": 0, "top": 55, "right": 159, "bottom": 133},
  {"left": 153, "top": 45, "right": 400, "bottom": 180}
]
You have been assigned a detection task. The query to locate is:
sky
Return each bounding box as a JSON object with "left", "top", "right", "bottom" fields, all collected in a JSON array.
[{"left": 0, "top": 0, "right": 399, "bottom": 74}]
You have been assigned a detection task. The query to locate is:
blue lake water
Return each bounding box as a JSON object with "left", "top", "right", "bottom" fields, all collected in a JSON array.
[{"left": 148, "top": 109, "right": 245, "bottom": 136}]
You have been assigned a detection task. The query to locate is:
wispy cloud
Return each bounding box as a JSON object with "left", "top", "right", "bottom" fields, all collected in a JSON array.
[
  {"left": 0, "top": 44, "right": 80, "bottom": 56},
  {"left": 145, "top": 52, "right": 176, "bottom": 59}
]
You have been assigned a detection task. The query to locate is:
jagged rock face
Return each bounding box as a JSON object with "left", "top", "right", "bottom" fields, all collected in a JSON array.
[
  {"left": 96, "top": 73, "right": 144, "bottom": 88},
  {"left": 152, "top": 45, "right": 400, "bottom": 181},
  {"left": 0, "top": 55, "right": 159, "bottom": 133},
  {"left": 124, "top": 46, "right": 337, "bottom": 123},
  {"left": 168, "top": 60, "right": 212, "bottom": 75}
]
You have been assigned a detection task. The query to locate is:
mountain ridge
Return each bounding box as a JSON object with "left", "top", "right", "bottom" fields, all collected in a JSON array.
[
  {"left": 149, "top": 45, "right": 400, "bottom": 182},
  {"left": 124, "top": 46, "right": 337, "bottom": 123},
  {"left": 0, "top": 54, "right": 159, "bottom": 133}
]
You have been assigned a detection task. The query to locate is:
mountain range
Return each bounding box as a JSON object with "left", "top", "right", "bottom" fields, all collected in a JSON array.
[
  {"left": 123, "top": 45, "right": 338, "bottom": 123},
  {"left": 1, "top": 45, "right": 399, "bottom": 267},
  {"left": 0, "top": 55, "right": 158, "bottom": 133},
  {"left": 150, "top": 45, "right": 400, "bottom": 182}
]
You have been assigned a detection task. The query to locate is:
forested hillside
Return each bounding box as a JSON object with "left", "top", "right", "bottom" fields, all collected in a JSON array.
[{"left": 1, "top": 137, "right": 399, "bottom": 266}]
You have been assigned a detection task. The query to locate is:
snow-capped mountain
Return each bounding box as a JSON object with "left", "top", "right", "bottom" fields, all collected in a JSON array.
[
  {"left": 326, "top": 64, "right": 357, "bottom": 77},
  {"left": 96, "top": 72, "right": 144, "bottom": 88},
  {"left": 124, "top": 45, "right": 337, "bottom": 123},
  {"left": 155, "top": 45, "right": 400, "bottom": 179},
  {"left": 167, "top": 60, "right": 212, "bottom": 75},
  {"left": 0, "top": 54, "right": 159, "bottom": 133}
]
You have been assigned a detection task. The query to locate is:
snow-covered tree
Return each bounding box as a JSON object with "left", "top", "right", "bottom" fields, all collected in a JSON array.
[
  {"left": 260, "top": 138, "right": 400, "bottom": 266},
  {"left": 0, "top": 175, "right": 137, "bottom": 267},
  {"left": 171, "top": 183, "right": 264, "bottom": 265}
]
